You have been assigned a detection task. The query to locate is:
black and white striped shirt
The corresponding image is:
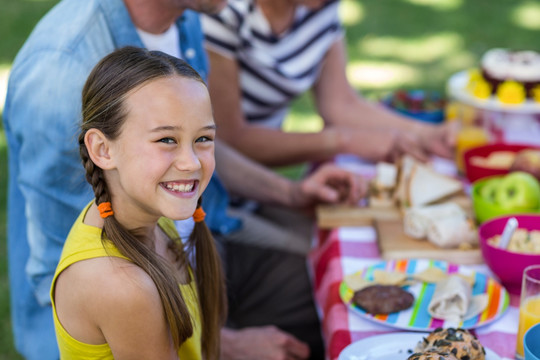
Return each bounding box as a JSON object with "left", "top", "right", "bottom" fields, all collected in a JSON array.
[{"left": 202, "top": 0, "right": 343, "bottom": 128}]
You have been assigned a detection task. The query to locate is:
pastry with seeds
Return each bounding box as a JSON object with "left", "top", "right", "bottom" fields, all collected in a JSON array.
[
  {"left": 407, "top": 351, "right": 460, "bottom": 360},
  {"left": 415, "top": 327, "right": 486, "bottom": 360}
]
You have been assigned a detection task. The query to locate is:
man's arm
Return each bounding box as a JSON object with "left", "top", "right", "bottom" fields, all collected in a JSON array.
[
  {"left": 5, "top": 51, "right": 94, "bottom": 305},
  {"left": 214, "top": 139, "right": 366, "bottom": 208}
]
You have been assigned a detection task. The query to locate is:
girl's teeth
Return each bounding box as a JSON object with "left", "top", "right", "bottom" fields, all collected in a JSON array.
[{"left": 167, "top": 183, "right": 193, "bottom": 192}]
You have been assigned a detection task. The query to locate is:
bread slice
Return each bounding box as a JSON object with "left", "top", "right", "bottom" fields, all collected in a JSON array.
[
  {"left": 406, "top": 163, "right": 463, "bottom": 207},
  {"left": 393, "top": 155, "right": 418, "bottom": 205},
  {"left": 374, "top": 162, "right": 398, "bottom": 190}
]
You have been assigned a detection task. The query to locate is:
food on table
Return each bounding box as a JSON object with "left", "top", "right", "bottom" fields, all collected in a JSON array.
[
  {"left": 406, "top": 162, "right": 463, "bottom": 208},
  {"left": 509, "top": 149, "right": 540, "bottom": 180},
  {"left": 412, "top": 267, "right": 450, "bottom": 283},
  {"left": 414, "top": 327, "right": 486, "bottom": 360},
  {"left": 393, "top": 155, "right": 418, "bottom": 207},
  {"left": 467, "top": 48, "right": 540, "bottom": 104},
  {"left": 407, "top": 351, "right": 459, "bottom": 360},
  {"left": 478, "top": 172, "right": 540, "bottom": 211},
  {"left": 494, "top": 172, "right": 540, "bottom": 209},
  {"left": 455, "top": 126, "right": 490, "bottom": 173},
  {"left": 516, "top": 295, "right": 540, "bottom": 358},
  {"left": 385, "top": 89, "right": 446, "bottom": 113},
  {"left": 487, "top": 228, "right": 540, "bottom": 253},
  {"left": 372, "top": 269, "right": 408, "bottom": 285},
  {"left": 352, "top": 284, "right": 414, "bottom": 314},
  {"left": 469, "top": 151, "right": 516, "bottom": 169},
  {"left": 374, "top": 162, "right": 398, "bottom": 189},
  {"left": 427, "top": 275, "right": 488, "bottom": 323},
  {"left": 369, "top": 162, "right": 398, "bottom": 208},
  {"left": 403, "top": 202, "right": 477, "bottom": 249},
  {"left": 426, "top": 216, "right": 477, "bottom": 249},
  {"left": 404, "top": 202, "right": 464, "bottom": 239}
]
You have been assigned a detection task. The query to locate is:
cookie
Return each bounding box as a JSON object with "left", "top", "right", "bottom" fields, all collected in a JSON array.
[
  {"left": 352, "top": 284, "right": 414, "bottom": 314},
  {"left": 416, "top": 327, "right": 486, "bottom": 360}
]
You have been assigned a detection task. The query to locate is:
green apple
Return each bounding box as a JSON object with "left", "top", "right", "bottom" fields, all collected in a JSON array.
[
  {"left": 479, "top": 178, "right": 502, "bottom": 203},
  {"left": 494, "top": 171, "right": 540, "bottom": 210}
]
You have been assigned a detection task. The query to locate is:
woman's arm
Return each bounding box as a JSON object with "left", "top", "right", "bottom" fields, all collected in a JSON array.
[
  {"left": 313, "top": 38, "right": 457, "bottom": 159},
  {"left": 206, "top": 49, "right": 397, "bottom": 166}
]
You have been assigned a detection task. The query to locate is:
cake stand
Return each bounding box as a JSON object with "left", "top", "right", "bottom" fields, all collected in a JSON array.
[{"left": 447, "top": 70, "right": 540, "bottom": 145}]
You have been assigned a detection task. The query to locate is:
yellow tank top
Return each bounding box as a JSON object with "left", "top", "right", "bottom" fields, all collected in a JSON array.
[{"left": 50, "top": 203, "right": 202, "bottom": 359}]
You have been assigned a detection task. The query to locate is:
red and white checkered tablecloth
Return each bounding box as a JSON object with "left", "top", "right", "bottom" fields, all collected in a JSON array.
[{"left": 307, "top": 225, "right": 520, "bottom": 360}]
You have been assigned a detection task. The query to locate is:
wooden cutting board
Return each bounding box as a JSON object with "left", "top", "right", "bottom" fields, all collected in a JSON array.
[
  {"left": 317, "top": 204, "right": 483, "bottom": 265},
  {"left": 375, "top": 219, "right": 482, "bottom": 265}
]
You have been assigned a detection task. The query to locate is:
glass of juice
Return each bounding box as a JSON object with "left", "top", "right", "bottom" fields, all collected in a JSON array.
[
  {"left": 455, "top": 125, "right": 490, "bottom": 174},
  {"left": 516, "top": 264, "right": 540, "bottom": 360}
]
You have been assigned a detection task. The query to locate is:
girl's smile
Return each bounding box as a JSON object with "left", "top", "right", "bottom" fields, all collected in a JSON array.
[
  {"left": 96, "top": 75, "right": 216, "bottom": 227},
  {"left": 161, "top": 180, "right": 199, "bottom": 196}
]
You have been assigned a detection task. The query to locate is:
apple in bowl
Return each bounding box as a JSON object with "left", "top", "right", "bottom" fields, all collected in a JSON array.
[{"left": 472, "top": 172, "right": 540, "bottom": 224}]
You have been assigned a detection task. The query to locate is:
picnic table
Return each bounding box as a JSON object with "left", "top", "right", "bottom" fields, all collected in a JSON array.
[{"left": 306, "top": 155, "right": 521, "bottom": 360}]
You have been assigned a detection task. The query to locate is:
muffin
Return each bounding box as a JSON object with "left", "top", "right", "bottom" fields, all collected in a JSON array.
[
  {"left": 408, "top": 351, "right": 459, "bottom": 360},
  {"left": 416, "top": 327, "right": 486, "bottom": 360}
]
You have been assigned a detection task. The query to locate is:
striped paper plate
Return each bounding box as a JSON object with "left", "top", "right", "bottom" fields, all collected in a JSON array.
[{"left": 339, "top": 258, "right": 510, "bottom": 331}]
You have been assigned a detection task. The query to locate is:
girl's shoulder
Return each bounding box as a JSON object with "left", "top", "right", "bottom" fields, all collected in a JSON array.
[
  {"left": 55, "top": 256, "right": 174, "bottom": 356},
  {"left": 64, "top": 256, "right": 160, "bottom": 307}
]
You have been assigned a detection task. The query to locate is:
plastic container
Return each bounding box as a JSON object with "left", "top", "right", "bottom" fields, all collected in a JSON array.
[
  {"left": 464, "top": 143, "right": 539, "bottom": 183},
  {"left": 478, "top": 214, "right": 540, "bottom": 294}
]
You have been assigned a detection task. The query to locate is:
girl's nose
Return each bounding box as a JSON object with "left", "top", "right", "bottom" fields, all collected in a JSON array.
[{"left": 174, "top": 146, "right": 201, "bottom": 171}]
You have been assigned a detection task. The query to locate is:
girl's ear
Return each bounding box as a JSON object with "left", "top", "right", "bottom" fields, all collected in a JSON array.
[{"left": 85, "top": 129, "right": 115, "bottom": 170}]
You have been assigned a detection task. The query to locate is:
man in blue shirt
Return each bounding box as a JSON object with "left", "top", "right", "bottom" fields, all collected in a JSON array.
[{"left": 4, "top": 0, "right": 366, "bottom": 358}]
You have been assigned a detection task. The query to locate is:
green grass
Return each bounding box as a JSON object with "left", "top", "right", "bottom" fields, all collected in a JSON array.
[{"left": 1, "top": 0, "right": 540, "bottom": 358}]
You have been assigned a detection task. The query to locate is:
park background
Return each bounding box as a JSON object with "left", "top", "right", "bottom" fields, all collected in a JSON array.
[{"left": 1, "top": 0, "right": 539, "bottom": 358}]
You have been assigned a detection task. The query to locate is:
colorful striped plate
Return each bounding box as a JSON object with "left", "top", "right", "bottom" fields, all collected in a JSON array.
[{"left": 339, "top": 259, "right": 510, "bottom": 330}]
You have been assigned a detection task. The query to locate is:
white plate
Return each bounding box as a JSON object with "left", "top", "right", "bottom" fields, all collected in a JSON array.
[
  {"left": 447, "top": 70, "right": 540, "bottom": 114},
  {"left": 338, "top": 332, "right": 501, "bottom": 360}
]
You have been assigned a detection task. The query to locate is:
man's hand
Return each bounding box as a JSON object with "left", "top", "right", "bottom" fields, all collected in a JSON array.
[
  {"left": 221, "top": 326, "right": 310, "bottom": 360},
  {"left": 290, "top": 163, "right": 367, "bottom": 208}
]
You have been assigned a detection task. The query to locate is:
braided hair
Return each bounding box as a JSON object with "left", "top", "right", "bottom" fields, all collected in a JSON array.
[{"left": 79, "top": 46, "right": 226, "bottom": 359}]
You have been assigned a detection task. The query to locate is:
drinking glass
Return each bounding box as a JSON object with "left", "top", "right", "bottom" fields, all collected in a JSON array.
[{"left": 516, "top": 264, "right": 540, "bottom": 360}]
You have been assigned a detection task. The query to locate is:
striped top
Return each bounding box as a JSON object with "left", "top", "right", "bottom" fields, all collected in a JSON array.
[{"left": 201, "top": 0, "right": 343, "bottom": 128}]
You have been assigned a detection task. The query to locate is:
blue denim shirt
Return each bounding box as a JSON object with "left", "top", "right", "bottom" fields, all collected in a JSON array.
[{"left": 4, "top": 0, "right": 239, "bottom": 358}]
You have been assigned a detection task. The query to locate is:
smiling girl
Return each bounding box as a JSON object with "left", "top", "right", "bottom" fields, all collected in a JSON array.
[{"left": 50, "top": 46, "right": 226, "bottom": 359}]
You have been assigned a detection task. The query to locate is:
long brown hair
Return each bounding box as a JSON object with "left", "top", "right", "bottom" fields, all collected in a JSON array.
[{"left": 79, "top": 46, "right": 226, "bottom": 359}]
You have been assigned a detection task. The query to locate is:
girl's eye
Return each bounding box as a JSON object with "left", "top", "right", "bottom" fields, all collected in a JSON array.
[
  {"left": 196, "top": 136, "right": 213, "bottom": 143},
  {"left": 158, "top": 137, "right": 176, "bottom": 144}
]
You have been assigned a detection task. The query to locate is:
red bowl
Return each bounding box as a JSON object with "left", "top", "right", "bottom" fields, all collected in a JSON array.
[
  {"left": 478, "top": 214, "right": 540, "bottom": 294},
  {"left": 463, "top": 143, "right": 539, "bottom": 183}
]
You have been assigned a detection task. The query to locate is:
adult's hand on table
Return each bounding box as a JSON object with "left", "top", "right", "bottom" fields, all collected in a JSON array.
[
  {"left": 417, "top": 121, "right": 459, "bottom": 159},
  {"left": 291, "top": 163, "right": 368, "bottom": 208},
  {"left": 390, "top": 130, "right": 430, "bottom": 163},
  {"left": 220, "top": 326, "right": 310, "bottom": 360}
]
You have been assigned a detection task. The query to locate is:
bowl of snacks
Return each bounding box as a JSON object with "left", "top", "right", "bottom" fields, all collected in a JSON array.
[
  {"left": 478, "top": 214, "right": 540, "bottom": 294},
  {"left": 382, "top": 89, "right": 446, "bottom": 124},
  {"left": 471, "top": 172, "right": 540, "bottom": 224},
  {"left": 463, "top": 143, "right": 540, "bottom": 183}
]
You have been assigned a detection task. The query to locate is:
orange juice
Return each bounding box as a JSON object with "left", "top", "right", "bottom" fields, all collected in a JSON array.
[
  {"left": 516, "top": 295, "right": 540, "bottom": 358},
  {"left": 455, "top": 126, "right": 490, "bottom": 173}
]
